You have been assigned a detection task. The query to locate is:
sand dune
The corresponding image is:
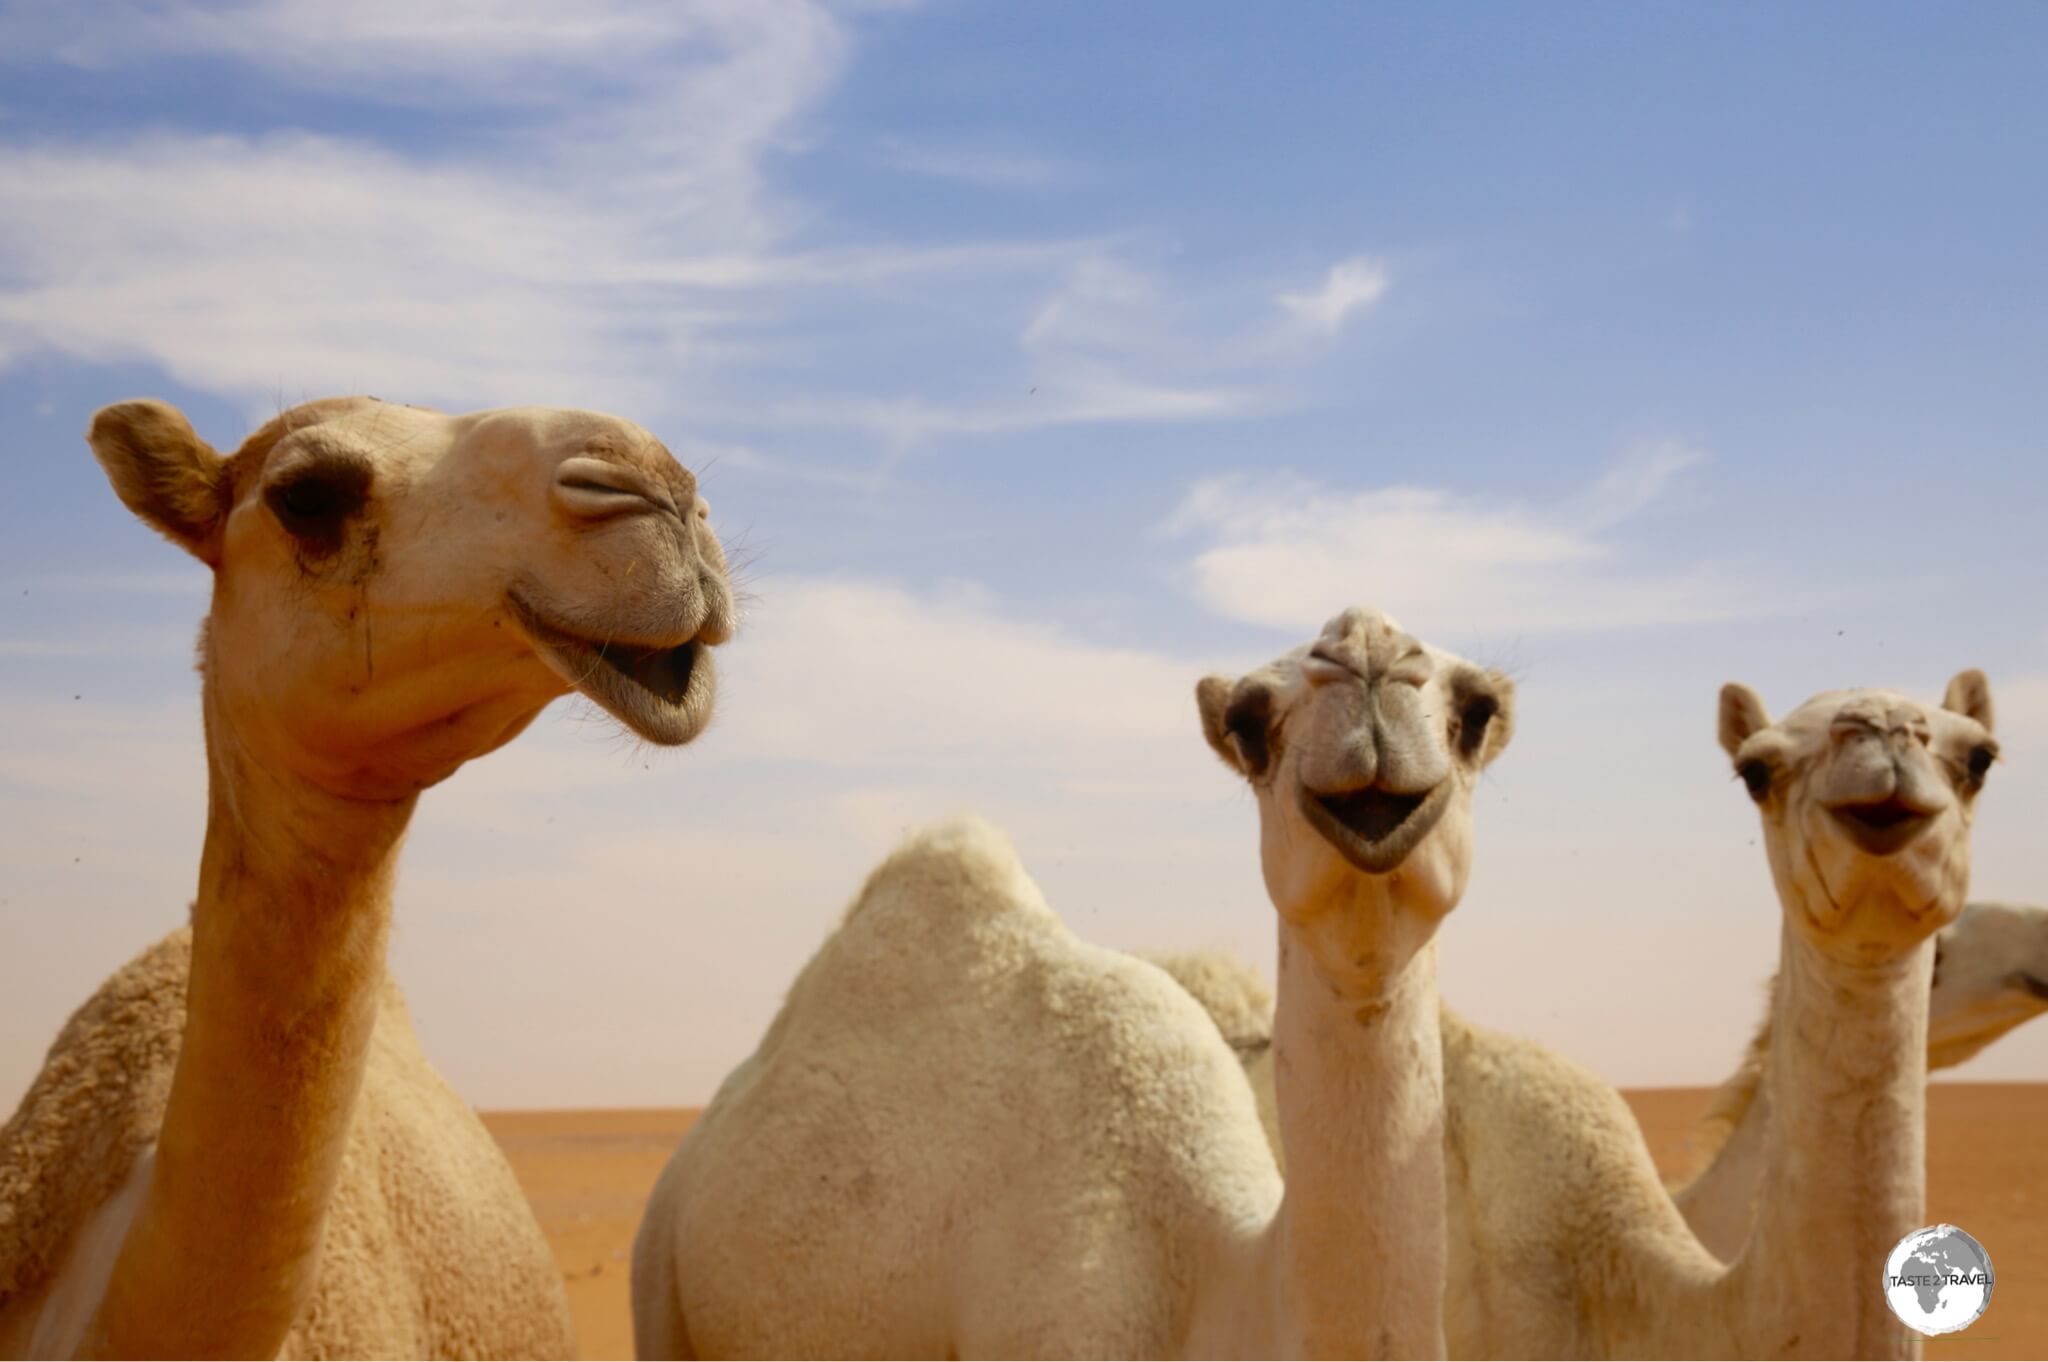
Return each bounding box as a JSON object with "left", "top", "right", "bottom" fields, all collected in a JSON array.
[{"left": 485, "top": 1083, "right": 2046, "bottom": 1361}]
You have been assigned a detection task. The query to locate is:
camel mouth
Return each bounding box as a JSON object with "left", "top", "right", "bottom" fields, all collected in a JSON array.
[
  {"left": 506, "top": 592, "right": 717, "bottom": 746},
  {"left": 1826, "top": 796, "right": 1935, "bottom": 855},
  {"left": 2015, "top": 971, "right": 2048, "bottom": 1003},
  {"left": 1297, "top": 780, "right": 1453, "bottom": 875}
]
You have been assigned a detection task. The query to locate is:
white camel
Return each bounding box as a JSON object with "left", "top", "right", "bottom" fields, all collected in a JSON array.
[
  {"left": 1159, "top": 898, "right": 2048, "bottom": 1261},
  {"left": 0, "top": 397, "right": 734, "bottom": 1359},
  {"left": 631, "top": 605, "right": 1518, "bottom": 1358}
]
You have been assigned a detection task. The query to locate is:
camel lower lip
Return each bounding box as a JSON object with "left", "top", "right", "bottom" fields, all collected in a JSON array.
[
  {"left": 1827, "top": 798, "right": 1933, "bottom": 855},
  {"left": 506, "top": 592, "right": 714, "bottom": 746},
  {"left": 1298, "top": 781, "right": 1452, "bottom": 874}
]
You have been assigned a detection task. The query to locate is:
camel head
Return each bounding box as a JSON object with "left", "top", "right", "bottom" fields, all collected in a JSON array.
[
  {"left": 1929, "top": 903, "right": 2048, "bottom": 1067},
  {"left": 89, "top": 397, "right": 736, "bottom": 801},
  {"left": 1198, "top": 606, "right": 1514, "bottom": 974},
  {"left": 1719, "top": 673, "right": 1996, "bottom": 965}
]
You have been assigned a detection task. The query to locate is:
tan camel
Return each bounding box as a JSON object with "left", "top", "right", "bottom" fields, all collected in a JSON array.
[
  {"left": 1160, "top": 898, "right": 2048, "bottom": 1262},
  {"left": 0, "top": 397, "right": 734, "bottom": 1359},
  {"left": 631, "top": 606, "right": 1516, "bottom": 1358}
]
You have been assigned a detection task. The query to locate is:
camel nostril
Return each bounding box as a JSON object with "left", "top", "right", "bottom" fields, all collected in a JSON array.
[{"left": 554, "top": 457, "right": 672, "bottom": 521}]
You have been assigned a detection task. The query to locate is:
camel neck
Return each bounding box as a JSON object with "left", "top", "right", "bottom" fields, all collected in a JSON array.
[
  {"left": 83, "top": 695, "right": 415, "bottom": 1359},
  {"left": 1732, "top": 922, "right": 1929, "bottom": 1359},
  {"left": 1267, "top": 909, "right": 1446, "bottom": 1359}
]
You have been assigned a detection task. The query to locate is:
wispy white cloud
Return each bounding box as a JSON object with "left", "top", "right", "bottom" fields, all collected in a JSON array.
[
  {"left": 0, "top": 1, "right": 1321, "bottom": 451},
  {"left": 1162, "top": 443, "right": 1797, "bottom": 639},
  {"left": 760, "top": 251, "right": 1392, "bottom": 449},
  {"left": 1569, "top": 439, "right": 1706, "bottom": 531},
  {"left": 710, "top": 575, "right": 1209, "bottom": 769},
  {"left": 0, "top": 1, "right": 1075, "bottom": 428},
  {"left": 874, "top": 137, "right": 1074, "bottom": 188},
  {"left": 694, "top": 251, "right": 1314, "bottom": 449},
  {"left": 0, "top": 1, "right": 840, "bottom": 113},
  {"left": 1276, "top": 253, "right": 1389, "bottom": 333},
  {"left": 753, "top": 378, "right": 1253, "bottom": 449}
]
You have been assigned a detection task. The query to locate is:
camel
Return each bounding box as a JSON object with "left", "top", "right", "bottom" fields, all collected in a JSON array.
[
  {"left": 1157, "top": 898, "right": 2048, "bottom": 1260},
  {"left": 0, "top": 397, "right": 735, "bottom": 1359},
  {"left": 1436, "top": 672, "right": 1999, "bottom": 1358},
  {"left": 631, "top": 605, "right": 1518, "bottom": 1358}
]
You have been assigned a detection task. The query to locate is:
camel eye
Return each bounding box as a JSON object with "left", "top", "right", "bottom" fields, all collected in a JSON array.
[
  {"left": 276, "top": 478, "right": 344, "bottom": 521},
  {"left": 266, "top": 464, "right": 370, "bottom": 552},
  {"left": 1737, "top": 758, "right": 1773, "bottom": 801},
  {"left": 1966, "top": 745, "right": 1995, "bottom": 783},
  {"left": 1458, "top": 694, "right": 1498, "bottom": 757}
]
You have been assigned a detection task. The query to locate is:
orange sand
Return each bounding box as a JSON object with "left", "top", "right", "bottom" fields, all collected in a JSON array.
[{"left": 484, "top": 1083, "right": 2046, "bottom": 1361}]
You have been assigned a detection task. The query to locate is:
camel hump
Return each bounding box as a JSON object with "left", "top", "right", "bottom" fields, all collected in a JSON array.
[{"left": 844, "top": 813, "right": 1051, "bottom": 932}]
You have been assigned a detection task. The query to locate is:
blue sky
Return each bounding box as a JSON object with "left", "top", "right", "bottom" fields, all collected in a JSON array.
[{"left": 3, "top": 1, "right": 2045, "bottom": 1106}]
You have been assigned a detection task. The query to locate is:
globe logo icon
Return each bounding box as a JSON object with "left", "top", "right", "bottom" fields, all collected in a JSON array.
[{"left": 1884, "top": 1224, "right": 1994, "bottom": 1336}]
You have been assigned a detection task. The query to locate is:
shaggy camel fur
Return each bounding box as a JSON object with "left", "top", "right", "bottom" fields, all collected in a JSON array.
[
  {"left": 632, "top": 606, "right": 1516, "bottom": 1358},
  {"left": 0, "top": 397, "right": 733, "bottom": 1359},
  {"left": 1157, "top": 899, "right": 2048, "bottom": 1259}
]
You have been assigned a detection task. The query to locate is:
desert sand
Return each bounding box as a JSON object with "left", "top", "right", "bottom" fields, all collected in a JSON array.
[{"left": 484, "top": 1083, "right": 2045, "bottom": 1361}]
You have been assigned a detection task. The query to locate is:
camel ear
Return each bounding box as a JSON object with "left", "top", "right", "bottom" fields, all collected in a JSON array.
[
  {"left": 1718, "top": 683, "right": 1771, "bottom": 758},
  {"left": 1456, "top": 668, "right": 1515, "bottom": 768},
  {"left": 1198, "top": 673, "right": 1274, "bottom": 779},
  {"left": 88, "top": 400, "right": 230, "bottom": 567},
  {"left": 1942, "top": 669, "right": 1993, "bottom": 733}
]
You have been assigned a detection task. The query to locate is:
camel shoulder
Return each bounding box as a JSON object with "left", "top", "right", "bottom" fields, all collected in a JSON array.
[
  {"left": 1442, "top": 1009, "right": 1685, "bottom": 1239},
  {"left": 1444, "top": 1009, "right": 1647, "bottom": 1151}
]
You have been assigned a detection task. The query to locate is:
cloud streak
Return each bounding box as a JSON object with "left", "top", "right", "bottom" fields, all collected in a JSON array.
[
  {"left": 874, "top": 137, "right": 1075, "bottom": 188},
  {"left": 1163, "top": 444, "right": 1797, "bottom": 640},
  {"left": 1276, "top": 254, "right": 1390, "bottom": 333},
  {"left": 0, "top": 0, "right": 1375, "bottom": 455}
]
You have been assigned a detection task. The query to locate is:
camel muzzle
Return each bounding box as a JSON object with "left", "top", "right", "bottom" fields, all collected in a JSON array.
[{"left": 1297, "top": 777, "right": 1454, "bottom": 875}]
